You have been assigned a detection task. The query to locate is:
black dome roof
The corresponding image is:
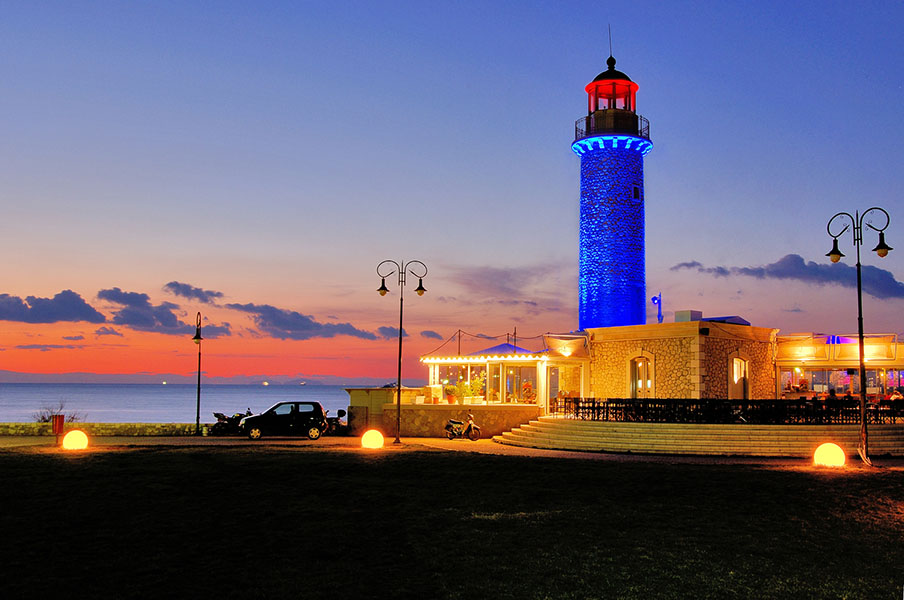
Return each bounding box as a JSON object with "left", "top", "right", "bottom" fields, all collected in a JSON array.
[{"left": 591, "top": 55, "right": 632, "bottom": 83}]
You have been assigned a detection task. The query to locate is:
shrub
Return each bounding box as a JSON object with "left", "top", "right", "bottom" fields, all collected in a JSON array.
[{"left": 32, "top": 400, "right": 84, "bottom": 423}]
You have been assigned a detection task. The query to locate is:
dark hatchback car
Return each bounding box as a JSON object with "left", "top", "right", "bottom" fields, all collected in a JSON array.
[{"left": 239, "top": 401, "right": 329, "bottom": 440}]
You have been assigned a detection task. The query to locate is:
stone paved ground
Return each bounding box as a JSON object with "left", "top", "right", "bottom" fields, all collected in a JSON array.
[{"left": 3, "top": 434, "right": 903, "bottom": 469}]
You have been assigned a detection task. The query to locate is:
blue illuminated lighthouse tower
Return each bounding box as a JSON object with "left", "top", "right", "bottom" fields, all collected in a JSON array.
[{"left": 572, "top": 55, "right": 653, "bottom": 330}]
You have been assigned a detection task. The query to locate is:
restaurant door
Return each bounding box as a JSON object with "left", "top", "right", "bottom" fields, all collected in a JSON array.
[
  {"left": 631, "top": 357, "right": 653, "bottom": 398},
  {"left": 729, "top": 358, "right": 749, "bottom": 400}
]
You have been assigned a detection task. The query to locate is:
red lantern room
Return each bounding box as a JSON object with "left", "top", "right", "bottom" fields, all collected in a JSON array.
[
  {"left": 574, "top": 55, "right": 649, "bottom": 142},
  {"left": 585, "top": 55, "right": 639, "bottom": 114}
]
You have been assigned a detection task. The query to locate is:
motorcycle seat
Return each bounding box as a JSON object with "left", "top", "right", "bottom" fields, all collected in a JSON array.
[{"left": 448, "top": 419, "right": 463, "bottom": 425}]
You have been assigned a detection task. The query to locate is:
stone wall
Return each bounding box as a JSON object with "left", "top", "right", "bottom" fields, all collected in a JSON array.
[
  {"left": 0, "top": 423, "right": 197, "bottom": 436},
  {"left": 702, "top": 336, "right": 775, "bottom": 399},
  {"left": 560, "top": 366, "right": 582, "bottom": 397},
  {"left": 587, "top": 322, "right": 778, "bottom": 400},
  {"left": 590, "top": 336, "right": 696, "bottom": 399},
  {"left": 578, "top": 144, "right": 647, "bottom": 328},
  {"left": 381, "top": 405, "right": 540, "bottom": 437}
]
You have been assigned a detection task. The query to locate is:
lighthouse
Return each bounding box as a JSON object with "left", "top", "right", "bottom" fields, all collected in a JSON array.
[{"left": 572, "top": 55, "right": 653, "bottom": 330}]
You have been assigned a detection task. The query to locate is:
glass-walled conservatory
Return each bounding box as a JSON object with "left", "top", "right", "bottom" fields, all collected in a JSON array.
[
  {"left": 421, "top": 335, "right": 590, "bottom": 414},
  {"left": 776, "top": 333, "right": 903, "bottom": 399}
]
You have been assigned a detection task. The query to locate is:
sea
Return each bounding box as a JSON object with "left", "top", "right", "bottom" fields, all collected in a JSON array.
[{"left": 0, "top": 383, "right": 358, "bottom": 423}]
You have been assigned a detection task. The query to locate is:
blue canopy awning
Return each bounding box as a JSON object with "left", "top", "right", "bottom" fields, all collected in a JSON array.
[{"left": 468, "top": 343, "right": 535, "bottom": 356}]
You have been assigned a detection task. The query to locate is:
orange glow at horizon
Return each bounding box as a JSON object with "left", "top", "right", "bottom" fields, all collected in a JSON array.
[
  {"left": 1, "top": 320, "right": 445, "bottom": 378},
  {"left": 0, "top": 283, "right": 575, "bottom": 382}
]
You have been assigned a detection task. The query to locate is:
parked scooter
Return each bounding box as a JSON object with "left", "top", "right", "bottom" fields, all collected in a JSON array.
[
  {"left": 444, "top": 413, "right": 481, "bottom": 441},
  {"left": 324, "top": 409, "right": 348, "bottom": 436},
  {"left": 210, "top": 409, "right": 252, "bottom": 436}
]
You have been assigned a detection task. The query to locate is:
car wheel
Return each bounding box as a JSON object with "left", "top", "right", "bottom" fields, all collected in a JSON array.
[
  {"left": 307, "top": 426, "right": 322, "bottom": 440},
  {"left": 248, "top": 427, "right": 263, "bottom": 440}
]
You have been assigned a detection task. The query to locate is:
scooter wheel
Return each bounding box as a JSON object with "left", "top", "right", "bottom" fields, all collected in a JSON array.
[
  {"left": 468, "top": 428, "right": 481, "bottom": 441},
  {"left": 445, "top": 431, "right": 455, "bottom": 440}
]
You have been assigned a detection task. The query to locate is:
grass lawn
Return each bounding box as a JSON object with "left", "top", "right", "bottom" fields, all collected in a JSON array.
[{"left": 0, "top": 442, "right": 902, "bottom": 599}]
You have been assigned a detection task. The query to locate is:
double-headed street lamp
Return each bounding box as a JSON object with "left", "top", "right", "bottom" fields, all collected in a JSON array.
[
  {"left": 377, "top": 259, "right": 428, "bottom": 444},
  {"left": 826, "top": 207, "right": 893, "bottom": 466},
  {"left": 192, "top": 312, "right": 203, "bottom": 435}
]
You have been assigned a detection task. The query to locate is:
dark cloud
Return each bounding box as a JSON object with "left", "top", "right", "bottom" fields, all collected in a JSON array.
[
  {"left": 0, "top": 290, "right": 106, "bottom": 324},
  {"left": 63, "top": 335, "right": 84, "bottom": 341},
  {"left": 199, "top": 323, "right": 232, "bottom": 338},
  {"left": 16, "top": 344, "right": 82, "bottom": 352},
  {"left": 95, "top": 326, "right": 123, "bottom": 337},
  {"left": 378, "top": 326, "right": 408, "bottom": 340},
  {"left": 670, "top": 263, "right": 732, "bottom": 277},
  {"left": 420, "top": 330, "right": 444, "bottom": 340},
  {"left": 670, "top": 254, "right": 904, "bottom": 299},
  {"left": 670, "top": 261, "right": 703, "bottom": 270},
  {"left": 98, "top": 287, "right": 231, "bottom": 337},
  {"left": 164, "top": 281, "right": 224, "bottom": 304},
  {"left": 225, "top": 302, "right": 376, "bottom": 340}
]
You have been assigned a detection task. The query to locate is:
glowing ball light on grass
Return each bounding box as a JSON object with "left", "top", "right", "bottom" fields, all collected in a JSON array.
[
  {"left": 814, "top": 442, "right": 846, "bottom": 467},
  {"left": 361, "top": 430, "right": 384, "bottom": 449},
  {"left": 62, "top": 430, "right": 89, "bottom": 450}
]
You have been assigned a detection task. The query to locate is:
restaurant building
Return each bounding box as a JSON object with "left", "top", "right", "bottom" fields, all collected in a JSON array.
[
  {"left": 343, "top": 317, "right": 902, "bottom": 437},
  {"left": 345, "top": 52, "right": 902, "bottom": 447}
]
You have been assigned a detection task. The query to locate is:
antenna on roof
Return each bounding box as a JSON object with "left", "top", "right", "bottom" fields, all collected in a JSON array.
[{"left": 608, "top": 24, "right": 613, "bottom": 56}]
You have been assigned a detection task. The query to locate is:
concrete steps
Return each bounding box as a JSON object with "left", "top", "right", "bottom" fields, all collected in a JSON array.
[{"left": 492, "top": 416, "right": 904, "bottom": 457}]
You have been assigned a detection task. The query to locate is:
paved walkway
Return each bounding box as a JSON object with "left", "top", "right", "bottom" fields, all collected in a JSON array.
[{"left": 3, "top": 434, "right": 901, "bottom": 468}]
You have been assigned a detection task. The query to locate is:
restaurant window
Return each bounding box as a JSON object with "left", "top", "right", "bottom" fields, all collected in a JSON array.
[
  {"left": 486, "top": 363, "right": 502, "bottom": 403},
  {"left": 504, "top": 365, "right": 537, "bottom": 403},
  {"left": 439, "top": 365, "right": 467, "bottom": 386},
  {"left": 548, "top": 364, "right": 583, "bottom": 410}
]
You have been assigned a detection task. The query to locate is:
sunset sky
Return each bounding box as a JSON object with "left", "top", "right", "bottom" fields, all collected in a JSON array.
[{"left": 2, "top": 1, "right": 902, "bottom": 384}]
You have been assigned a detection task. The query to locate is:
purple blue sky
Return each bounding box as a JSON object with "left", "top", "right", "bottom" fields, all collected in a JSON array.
[{"left": 1, "top": 1, "right": 902, "bottom": 383}]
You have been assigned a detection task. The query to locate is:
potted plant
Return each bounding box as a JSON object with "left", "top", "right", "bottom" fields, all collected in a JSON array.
[
  {"left": 466, "top": 372, "right": 487, "bottom": 403},
  {"left": 444, "top": 385, "right": 458, "bottom": 404}
]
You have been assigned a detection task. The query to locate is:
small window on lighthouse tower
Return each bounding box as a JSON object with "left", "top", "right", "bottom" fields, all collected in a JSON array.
[{"left": 633, "top": 186, "right": 640, "bottom": 199}]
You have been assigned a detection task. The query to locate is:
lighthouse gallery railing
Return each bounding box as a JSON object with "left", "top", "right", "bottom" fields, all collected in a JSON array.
[{"left": 575, "top": 112, "right": 650, "bottom": 142}]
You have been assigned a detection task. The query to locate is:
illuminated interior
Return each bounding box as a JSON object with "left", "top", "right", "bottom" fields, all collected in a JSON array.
[
  {"left": 776, "top": 334, "right": 902, "bottom": 399},
  {"left": 422, "top": 335, "right": 589, "bottom": 412}
]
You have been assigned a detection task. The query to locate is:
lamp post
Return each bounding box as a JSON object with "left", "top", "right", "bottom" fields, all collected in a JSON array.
[
  {"left": 651, "top": 292, "right": 663, "bottom": 324},
  {"left": 377, "top": 259, "right": 428, "bottom": 444},
  {"left": 192, "top": 312, "right": 203, "bottom": 435},
  {"left": 826, "top": 207, "right": 893, "bottom": 466}
]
